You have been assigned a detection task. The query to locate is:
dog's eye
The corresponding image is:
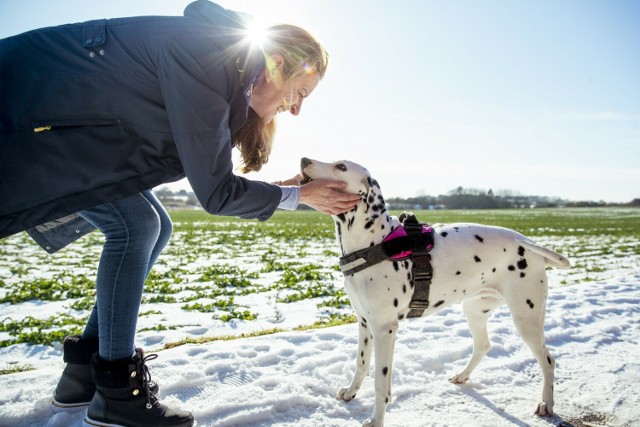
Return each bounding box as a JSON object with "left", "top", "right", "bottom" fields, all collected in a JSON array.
[{"left": 335, "top": 163, "right": 348, "bottom": 172}]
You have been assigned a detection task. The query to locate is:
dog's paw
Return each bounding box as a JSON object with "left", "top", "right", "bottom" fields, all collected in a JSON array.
[
  {"left": 336, "top": 387, "right": 357, "bottom": 401},
  {"left": 534, "top": 401, "right": 553, "bottom": 416},
  {"left": 448, "top": 374, "right": 469, "bottom": 384}
]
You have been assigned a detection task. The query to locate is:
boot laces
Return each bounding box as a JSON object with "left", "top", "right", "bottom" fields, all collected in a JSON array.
[{"left": 140, "top": 353, "right": 158, "bottom": 410}]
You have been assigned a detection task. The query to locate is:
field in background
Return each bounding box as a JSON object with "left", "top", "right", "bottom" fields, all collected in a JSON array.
[{"left": 0, "top": 207, "right": 638, "bottom": 355}]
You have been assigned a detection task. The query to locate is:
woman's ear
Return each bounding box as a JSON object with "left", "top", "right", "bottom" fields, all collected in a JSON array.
[{"left": 265, "top": 54, "right": 285, "bottom": 83}]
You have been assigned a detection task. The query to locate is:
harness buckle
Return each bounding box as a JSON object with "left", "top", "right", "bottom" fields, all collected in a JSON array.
[{"left": 409, "top": 299, "right": 430, "bottom": 309}]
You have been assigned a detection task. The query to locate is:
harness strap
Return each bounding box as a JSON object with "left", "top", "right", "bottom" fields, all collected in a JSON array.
[
  {"left": 403, "top": 216, "right": 433, "bottom": 318},
  {"left": 404, "top": 219, "right": 433, "bottom": 318},
  {"left": 339, "top": 233, "right": 433, "bottom": 276}
]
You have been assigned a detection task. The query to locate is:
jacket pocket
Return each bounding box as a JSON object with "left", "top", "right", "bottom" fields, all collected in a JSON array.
[{"left": 33, "top": 117, "right": 121, "bottom": 133}]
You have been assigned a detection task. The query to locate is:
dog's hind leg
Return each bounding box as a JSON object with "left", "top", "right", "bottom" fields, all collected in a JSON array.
[
  {"left": 337, "top": 317, "right": 373, "bottom": 402},
  {"left": 450, "top": 294, "right": 502, "bottom": 384},
  {"left": 503, "top": 279, "right": 555, "bottom": 416}
]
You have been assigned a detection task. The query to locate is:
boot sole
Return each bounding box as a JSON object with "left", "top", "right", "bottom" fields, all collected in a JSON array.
[
  {"left": 51, "top": 399, "right": 91, "bottom": 413},
  {"left": 83, "top": 416, "right": 197, "bottom": 427},
  {"left": 83, "top": 417, "right": 124, "bottom": 427}
]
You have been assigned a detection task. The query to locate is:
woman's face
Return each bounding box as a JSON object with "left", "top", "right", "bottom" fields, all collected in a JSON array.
[{"left": 249, "top": 55, "right": 321, "bottom": 124}]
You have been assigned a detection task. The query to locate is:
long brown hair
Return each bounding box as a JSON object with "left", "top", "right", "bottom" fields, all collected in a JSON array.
[{"left": 232, "top": 24, "right": 329, "bottom": 173}]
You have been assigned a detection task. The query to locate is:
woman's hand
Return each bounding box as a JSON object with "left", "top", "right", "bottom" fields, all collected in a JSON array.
[{"left": 299, "top": 180, "right": 361, "bottom": 215}]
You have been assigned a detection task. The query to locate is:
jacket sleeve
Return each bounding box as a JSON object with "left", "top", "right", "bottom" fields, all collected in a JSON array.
[{"left": 156, "top": 32, "right": 281, "bottom": 221}]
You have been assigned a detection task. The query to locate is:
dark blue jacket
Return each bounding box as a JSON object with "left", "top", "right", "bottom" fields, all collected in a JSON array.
[{"left": 0, "top": 0, "right": 281, "bottom": 252}]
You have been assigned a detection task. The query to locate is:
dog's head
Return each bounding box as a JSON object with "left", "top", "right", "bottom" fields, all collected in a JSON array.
[{"left": 300, "top": 158, "right": 372, "bottom": 199}]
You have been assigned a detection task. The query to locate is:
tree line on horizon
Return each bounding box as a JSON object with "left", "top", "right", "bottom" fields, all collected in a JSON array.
[{"left": 154, "top": 186, "right": 640, "bottom": 211}]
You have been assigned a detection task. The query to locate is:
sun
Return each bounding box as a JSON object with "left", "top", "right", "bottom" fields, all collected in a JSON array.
[{"left": 244, "top": 21, "right": 267, "bottom": 49}]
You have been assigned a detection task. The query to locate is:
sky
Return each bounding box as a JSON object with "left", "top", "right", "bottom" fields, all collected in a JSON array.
[{"left": 1, "top": 0, "right": 639, "bottom": 203}]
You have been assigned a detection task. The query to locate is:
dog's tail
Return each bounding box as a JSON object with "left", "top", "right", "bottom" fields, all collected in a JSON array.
[{"left": 519, "top": 240, "right": 571, "bottom": 269}]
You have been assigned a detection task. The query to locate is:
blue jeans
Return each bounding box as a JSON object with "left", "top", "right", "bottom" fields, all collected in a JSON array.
[{"left": 78, "top": 190, "right": 172, "bottom": 361}]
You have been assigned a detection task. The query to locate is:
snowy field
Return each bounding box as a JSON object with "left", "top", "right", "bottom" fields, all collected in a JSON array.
[{"left": 0, "top": 208, "right": 639, "bottom": 426}]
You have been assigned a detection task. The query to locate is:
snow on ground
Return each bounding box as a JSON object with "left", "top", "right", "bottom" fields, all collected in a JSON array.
[{"left": 0, "top": 273, "right": 638, "bottom": 427}]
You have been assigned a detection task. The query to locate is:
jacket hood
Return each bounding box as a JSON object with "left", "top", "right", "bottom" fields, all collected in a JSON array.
[{"left": 184, "top": 0, "right": 253, "bottom": 31}]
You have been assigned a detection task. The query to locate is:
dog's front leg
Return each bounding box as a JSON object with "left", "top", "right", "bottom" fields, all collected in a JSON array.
[
  {"left": 362, "top": 325, "right": 397, "bottom": 427},
  {"left": 337, "top": 317, "right": 373, "bottom": 401}
]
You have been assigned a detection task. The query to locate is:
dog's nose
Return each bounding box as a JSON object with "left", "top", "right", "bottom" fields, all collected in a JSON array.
[{"left": 300, "top": 157, "right": 312, "bottom": 169}]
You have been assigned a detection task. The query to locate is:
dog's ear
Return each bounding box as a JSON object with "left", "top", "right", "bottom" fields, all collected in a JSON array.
[{"left": 359, "top": 176, "right": 372, "bottom": 199}]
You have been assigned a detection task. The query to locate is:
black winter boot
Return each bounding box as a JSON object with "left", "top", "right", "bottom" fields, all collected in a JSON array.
[
  {"left": 52, "top": 336, "right": 159, "bottom": 413},
  {"left": 51, "top": 335, "right": 99, "bottom": 412},
  {"left": 84, "top": 349, "right": 194, "bottom": 427}
]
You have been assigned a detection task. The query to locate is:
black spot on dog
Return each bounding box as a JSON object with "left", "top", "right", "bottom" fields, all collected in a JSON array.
[
  {"left": 508, "top": 265, "right": 516, "bottom": 271},
  {"left": 406, "top": 272, "right": 411, "bottom": 281},
  {"left": 547, "top": 356, "right": 552, "bottom": 365},
  {"left": 503, "top": 248, "right": 507, "bottom": 252},
  {"left": 385, "top": 397, "right": 389, "bottom": 404},
  {"left": 441, "top": 231, "right": 448, "bottom": 238},
  {"left": 403, "top": 260, "right": 409, "bottom": 269},
  {"left": 393, "top": 261, "right": 399, "bottom": 271},
  {"left": 364, "top": 338, "right": 369, "bottom": 346},
  {"left": 492, "top": 268, "right": 496, "bottom": 273},
  {"left": 474, "top": 256, "right": 482, "bottom": 263},
  {"left": 456, "top": 271, "right": 461, "bottom": 275},
  {"left": 517, "top": 258, "right": 528, "bottom": 270},
  {"left": 381, "top": 224, "right": 385, "bottom": 230},
  {"left": 520, "top": 272, "right": 526, "bottom": 278},
  {"left": 518, "top": 246, "right": 526, "bottom": 256},
  {"left": 364, "top": 219, "right": 375, "bottom": 229},
  {"left": 398, "top": 314, "right": 405, "bottom": 320},
  {"left": 526, "top": 299, "right": 534, "bottom": 309},
  {"left": 389, "top": 330, "right": 393, "bottom": 334},
  {"left": 348, "top": 217, "right": 355, "bottom": 230},
  {"left": 403, "top": 284, "right": 407, "bottom": 294},
  {"left": 361, "top": 322, "right": 367, "bottom": 329},
  {"left": 393, "top": 298, "right": 398, "bottom": 307},
  {"left": 482, "top": 309, "right": 491, "bottom": 314},
  {"left": 382, "top": 367, "right": 388, "bottom": 376},
  {"left": 434, "top": 300, "right": 445, "bottom": 308},
  {"left": 362, "top": 317, "right": 367, "bottom": 324},
  {"left": 336, "top": 213, "right": 346, "bottom": 223},
  {"left": 475, "top": 235, "right": 484, "bottom": 243},
  {"left": 454, "top": 227, "right": 459, "bottom": 231},
  {"left": 361, "top": 351, "right": 364, "bottom": 358}
]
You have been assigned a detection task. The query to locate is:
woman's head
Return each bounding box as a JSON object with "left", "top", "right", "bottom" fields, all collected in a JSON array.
[
  {"left": 234, "top": 24, "right": 328, "bottom": 173},
  {"left": 250, "top": 24, "right": 328, "bottom": 124}
]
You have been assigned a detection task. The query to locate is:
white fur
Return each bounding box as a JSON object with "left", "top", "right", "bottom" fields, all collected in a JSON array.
[{"left": 301, "top": 158, "right": 570, "bottom": 427}]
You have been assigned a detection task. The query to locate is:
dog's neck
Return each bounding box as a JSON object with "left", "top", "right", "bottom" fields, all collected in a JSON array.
[{"left": 332, "top": 177, "right": 400, "bottom": 256}]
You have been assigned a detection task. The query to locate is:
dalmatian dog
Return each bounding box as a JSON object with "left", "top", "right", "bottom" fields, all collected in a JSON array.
[{"left": 300, "top": 158, "right": 571, "bottom": 427}]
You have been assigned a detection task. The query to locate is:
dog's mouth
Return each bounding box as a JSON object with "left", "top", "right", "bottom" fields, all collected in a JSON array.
[{"left": 299, "top": 172, "right": 313, "bottom": 185}]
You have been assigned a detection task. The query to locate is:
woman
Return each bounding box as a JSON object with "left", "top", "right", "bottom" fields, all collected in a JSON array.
[{"left": 0, "top": 1, "right": 359, "bottom": 426}]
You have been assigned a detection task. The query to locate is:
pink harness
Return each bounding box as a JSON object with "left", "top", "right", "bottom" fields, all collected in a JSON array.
[
  {"left": 384, "top": 224, "right": 434, "bottom": 260},
  {"left": 339, "top": 213, "right": 435, "bottom": 317}
]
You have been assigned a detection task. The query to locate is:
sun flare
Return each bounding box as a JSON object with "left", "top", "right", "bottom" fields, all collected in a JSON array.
[{"left": 244, "top": 21, "right": 267, "bottom": 49}]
